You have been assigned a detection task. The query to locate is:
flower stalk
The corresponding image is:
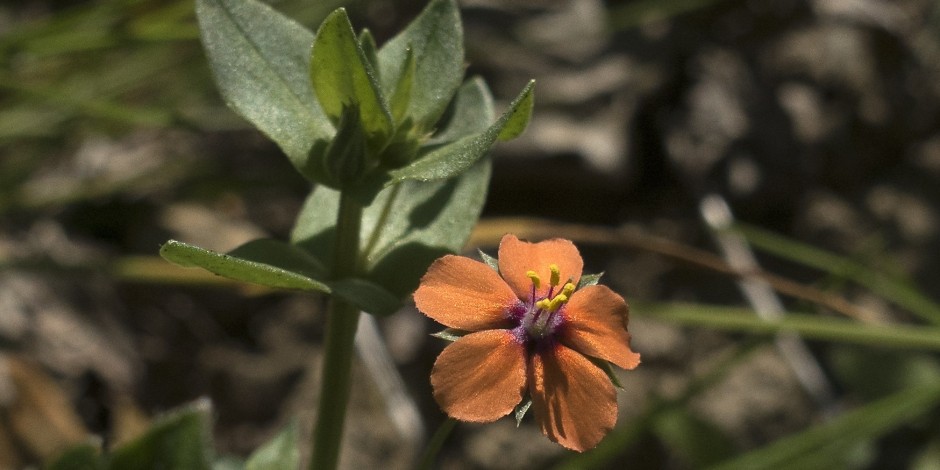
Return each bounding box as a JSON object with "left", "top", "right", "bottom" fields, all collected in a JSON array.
[{"left": 310, "top": 193, "right": 363, "bottom": 470}]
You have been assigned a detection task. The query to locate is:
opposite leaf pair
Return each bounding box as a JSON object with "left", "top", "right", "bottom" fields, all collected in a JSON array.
[{"left": 167, "top": 0, "right": 534, "bottom": 315}]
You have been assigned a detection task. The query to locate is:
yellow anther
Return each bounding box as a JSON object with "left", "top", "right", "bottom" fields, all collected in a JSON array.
[
  {"left": 536, "top": 299, "right": 551, "bottom": 310},
  {"left": 526, "top": 270, "right": 541, "bottom": 290},
  {"left": 549, "top": 264, "right": 561, "bottom": 286},
  {"left": 561, "top": 282, "right": 576, "bottom": 298},
  {"left": 549, "top": 294, "right": 568, "bottom": 311}
]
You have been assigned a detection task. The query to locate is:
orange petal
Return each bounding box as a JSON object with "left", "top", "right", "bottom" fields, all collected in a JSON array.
[
  {"left": 559, "top": 285, "right": 640, "bottom": 370},
  {"left": 431, "top": 330, "right": 527, "bottom": 422},
  {"left": 498, "top": 234, "right": 583, "bottom": 302},
  {"left": 529, "top": 342, "right": 617, "bottom": 452},
  {"left": 414, "top": 255, "right": 520, "bottom": 331}
]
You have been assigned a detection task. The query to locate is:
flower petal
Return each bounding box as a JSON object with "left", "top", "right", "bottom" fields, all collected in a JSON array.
[
  {"left": 498, "top": 234, "right": 583, "bottom": 302},
  {"left": 529, "top": 342, "right": 617, "bottom": 452},
  {"left": 414, "top": 255, "right": 520, "bottom": 331},
  {"left": 559, "top": 285, "right": 641, "bottom": 370},
  {"left": 431, "top": 330, "right": 527, "bottom": 422}
]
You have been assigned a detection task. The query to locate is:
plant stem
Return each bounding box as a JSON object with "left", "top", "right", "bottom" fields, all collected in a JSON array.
[
  {"left": 415, "top": 418, "right": 457, "bottom": 470},
  {"left": 310, "top": 193, "right": 363, "bottom": 470}
]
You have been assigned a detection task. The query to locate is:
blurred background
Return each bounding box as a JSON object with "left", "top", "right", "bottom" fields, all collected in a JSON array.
[{"left": 2, "top": 0, "right": 940, "bottom": 468}]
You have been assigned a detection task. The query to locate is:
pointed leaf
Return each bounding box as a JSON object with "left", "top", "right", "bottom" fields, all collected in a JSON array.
[
  {"left": 358, "top": 29, "right": 379, "bottom": 75},
  {"left": 293, "top": 158, "right": 491, "bottom": 299},
  {"left": 389, "top": 47, "right": 416, "bottom": 124},
  {"left": 228, "top": 238, "right": 328, "bottom": 279},
  {"left": 496, "top": 80, "right": 534, "bottom": 141},
  {"left": 107, "top": 399, "right": 213, "bottom": 470},
  {"left": 196, "top": 0, "right": 331, "bottom": 178},
  {"left": 389, "top": 80, "right": 534, "bottom": 183},
  {"left": 160, "top": 240, "right": 331, "bottom": 293},
  {"left": 310, "top": 8, "right": 392, "bottom": 151},
  {"left": 245, "top": 422, "right": 299, "bottom": 470},
  {"left": 430, "top": 77, "right": 496, "bottom": 143},
  {"left": 377, "top": 0, "right": 464, "bottom": 130}
]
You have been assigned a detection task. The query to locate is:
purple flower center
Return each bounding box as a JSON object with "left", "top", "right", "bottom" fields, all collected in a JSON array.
[{"left": 506, "top": 264, "right": 575, "bottom": 345}]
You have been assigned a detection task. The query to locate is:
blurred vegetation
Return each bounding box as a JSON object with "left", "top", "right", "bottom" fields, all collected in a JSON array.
[{"left": 2, "top": 0, "right": 940, "bottom": 469}]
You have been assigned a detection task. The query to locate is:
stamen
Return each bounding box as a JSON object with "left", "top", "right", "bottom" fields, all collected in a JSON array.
[
  {"left": 548, "top": 294, "right": 567, "bottom": 311},
  {"left": 549, "top": 264, "right": 561, "bottom": 287},
  {"left": 561, "top": 282, "right": 576, "bottom": 298},
  {"left": 535, "top": 298, "right": 551, "bottom": 311},
  {"left": 526, "top": 270, "right": 541, "bottom": 290}
]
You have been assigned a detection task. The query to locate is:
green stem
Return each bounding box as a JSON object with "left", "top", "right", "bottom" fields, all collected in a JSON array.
[
  {"left": 310, "top": 193, "right": 363, "bottom": 470},
  {"left": 415, "top": 418, "right": 457, "bottom": 470}
]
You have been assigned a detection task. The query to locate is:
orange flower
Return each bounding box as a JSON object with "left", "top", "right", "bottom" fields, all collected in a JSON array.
[{"left": 414, "top": 234, "right": 641, "bottom": 452}]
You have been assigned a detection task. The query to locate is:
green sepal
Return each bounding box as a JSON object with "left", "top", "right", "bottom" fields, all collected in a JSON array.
[
  {"left": 378, "top": 117, "right": 422, "bottom": 169},
  {"left": 514, "top": 398, "right": 533, "bottom": 427},
  {"left": 430, "top": 328, "right": 469, "bottom": 342},
  {"left": 389, "top": 80, "right": 534, "bottom": 183},
  {"left": 195, "top": 0, "right": 331, "bottom": 181},
  {"left": 577, "top": 272, "right": 604, "bottom": 289},
  {"left": 592, "top": 358, "right": 625, "bottom": 390},
  {"left": 377, "top": 0, "right": 464, "bottom": 131},
  {"left": 107, "top": 399, "right": 214, "bottom": 470},
  {"left": 478, "top": 249, "right": 499, "bottom": 272},
  {"left": 310, "top": 8, "right": 393, "bottom": 155},
  {"left": 317, "top": 104, "right": 371, "bottom": 188},
  {"left": 245, "top": 421, "right": 299, "bottom": 470}
]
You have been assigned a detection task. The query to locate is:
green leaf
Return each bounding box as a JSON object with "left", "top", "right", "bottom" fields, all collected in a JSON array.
[
  {"left": 331, "top": 278, "right": 402, "bottom": 316},
  {"left": 358, "top": 29, "right": 379, "bottom": 75},
  {"left": 196, "top": 0, "right": 331, "bottom": 179},
  {"left": 245, "top": 422, "right": 299, "bottom": 470},
  {"left": 478, "top": 249, "right": 499, "bottom": 272},
  {"left": 389, "top": 80, "right": 534, "bottom": 183},
  {"left": 160, "top": 239, "right": 331, "bottom": 292},
  {"left": 293, "top": 158, "right": 491, "bottom": 299},
  {"left": 310, "top": 8, "right": 393, "bottom": 153},
  {"left": 46, "top": 443, "right": 104, "bottom": 470},
  {"left": 107, "top": 399, "right": 213, "bottom": 470},
  {"left": 431, "top": 77, "right": 496, "bottom": 143},
  {"left": 389, "top": 47, "right": 416, "bottom": 125},
  {"left": 496, "top": 80, "right": 534, "bottom": 141},
  {"left": 377, "top": 0, "right": 464, "bottom": 131},
  {"left": 577, "top": 272, "right": 604, "bottom": 289},
  {"left": 709, "top": 382, "right": 940, "bottom": 470}
]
